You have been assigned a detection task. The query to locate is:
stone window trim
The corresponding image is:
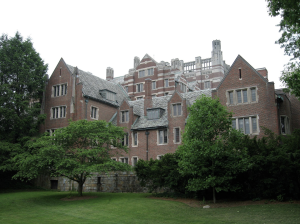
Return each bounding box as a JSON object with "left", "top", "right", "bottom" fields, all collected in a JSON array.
[
  {"left": 226, "top": 87, "right": 258, "bottom": 106},
  {"left": 136, "top": 83, "right": 144, "bottom": 92},
  {"left": 164, "top": 79, "right": 169, "bottom": 88},
  {"left": 52, "top": 83, "right": 68, "bottom": 97},
  {"left": 172, "top": 103, "right": 182, "bottom": 117},
  {"left": 132, "top": 131, "right": 138, "bottom": 147},
  {"left": 132, "top": 156, "right": 138, "bottom": 166},
  {"left": 122, "top": 133, "right": 129, "bottom": 146},
  {"left": 280, "top": 115, "right": 290, "bottom": 135},
  {"left": 157, "top": 155, "right": 164, "bottom": 160},
  {"left": 152, "top": 81, "right": 156, "bottom": 90},
  {"left": 173, "top": 127, "right": 181, "bottom": 144},
  {"left": 204, "top": 81, "right": 211, "bottom": 89},
  {"left": 119, "top": 157, "right": 129, "bottom": 164},
  {"left": 157, "top": 129, "right": 168, "bottom": 145},
  {"left": 50, "top": 105, "right": 67, "bottom": 119},
  {"left": 121, "top": 110, "right": 129, "bottom": 123},
  {"left": 232, "top": 115, "right": 259, "bottom": 135},
  {"left": 90, "top": 106, "right": 99, "bottom": 120},
  {"left": 138, "top": 67, "right": 155, "bottom": 78},
  {"left": 46, "top": 129, "right": 57, "bottom": 136},
  {"left": 111, "top": 157, "right": 117, "bottom": 161}
]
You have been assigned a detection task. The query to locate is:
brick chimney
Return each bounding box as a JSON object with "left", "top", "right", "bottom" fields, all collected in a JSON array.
[{"left": 144, "top": 78, "right": 152, "bottom": 115}]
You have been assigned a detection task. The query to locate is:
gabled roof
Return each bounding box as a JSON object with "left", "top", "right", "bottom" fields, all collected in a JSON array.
[
  {"left": 141, "top": 54, "right": 158, "bottom": 64},
  {"left": 216, "top": 55, "right": 268, "bottom": 90},
  {"left": 67, "top": 64, "right": 129, "bottom": 107}
]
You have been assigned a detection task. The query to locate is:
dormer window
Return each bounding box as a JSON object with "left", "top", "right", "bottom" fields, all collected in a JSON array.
[
  {"left": 147, "top": 108, "right": 164, "bottom": 120},
  {"left": 99, "top": 89, "right": 116, "bottom": 101}
]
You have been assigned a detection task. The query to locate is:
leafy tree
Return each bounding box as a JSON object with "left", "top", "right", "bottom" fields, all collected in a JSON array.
[
  {"left": 0, "top": 32, "right": 47, "bottom": 143},
  {"left": 12, "top": 120, "right": 131, "bottom": 196},
  {"left": 177, "top": 95, "right": 249, "bottom": 203},
  {"left": 267, "top": 0, "right": 300, "bottom": 97},
  {"left": 134, "top": 153, "right": 190, "bottom": 194}
]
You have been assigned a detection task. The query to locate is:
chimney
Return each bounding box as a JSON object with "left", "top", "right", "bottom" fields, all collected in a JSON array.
[
  {"left": 144, "top": 78, "right": 152, "bottom": 115},
  {"left": 134, "top": 57, "right": 140, "bottom": 69},
  {"left": 106, "top": 67, "right": 114, "bottom": 81}
]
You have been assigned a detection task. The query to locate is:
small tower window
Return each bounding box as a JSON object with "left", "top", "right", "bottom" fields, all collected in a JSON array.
[{"left": 239, "top": 69, "right": 242, "bottom": 79}]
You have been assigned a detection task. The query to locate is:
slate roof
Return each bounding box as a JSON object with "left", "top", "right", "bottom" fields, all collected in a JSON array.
[
  {"left": 130, "top": 90, "right": 211, "bottom": 130},
  {"left": 110, "top": 75, "right": 125, "bottom": 85},
  {"left": 67, "top": 64, "right": 129, "bottom": 107}
]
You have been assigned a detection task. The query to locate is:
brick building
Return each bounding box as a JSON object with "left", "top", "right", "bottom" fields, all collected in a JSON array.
[{"left": 41, "top": 40, "right": 300, "bottom": 168}]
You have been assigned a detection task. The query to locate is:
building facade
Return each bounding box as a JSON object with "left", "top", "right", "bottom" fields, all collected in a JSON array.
[{"left": 41, "top": 40, "right": 300, "bottom": 168}]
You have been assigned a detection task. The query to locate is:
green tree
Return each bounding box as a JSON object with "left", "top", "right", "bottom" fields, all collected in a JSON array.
[
  {"left": 12, "top": 120, "right": 131, "bottom": 196},
  {"left": 0, "top": 32, "right": 47, "bottom": 143},
  {"left": 177, "top": 95, "right": 249, "bottom": 203},
  {"left": 267, "top": 0, "right": 300, "bottom": 97}
]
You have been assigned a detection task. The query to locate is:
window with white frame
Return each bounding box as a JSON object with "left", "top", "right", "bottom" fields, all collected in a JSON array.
[
  {"left": 52, "top": 106, "right": 66, "bottom": 119},
  {"left": 133, "top": 132, "right": 138, "bottom": 146},
  {"left": 148, "top": 68, "right": 154, "bottom": 76},
  {"left": 46, "top": 129, "right": 57, "bottom": 136},
  {"left": 172, "top": 103, "right": 182, "bottom": 116},
  {"left": 158, "top": 129, "right": 168, "bottom": 144},
  {"left": 121, "top": 111, "right": 129, "bottom": 123},
  {"left": 132, "top": 157, "right": 138, "bottom": 166},
  {"left": 152, "top": 81, "right": 156, "bottom": 90},
  {"left": 227, "top": 87, "right": 257, "bottom": 105},
  {"left": 232, "top": 116, "right": 258, "bottom": 134},
  {"left": 111, "top": 157, "right": 117, "bottom": 161},
  {"left": 139, "top": 70, "right": 145, "bottom": 78},
  {"left": 91, "top": 107, "right": 97, "bottom": 119},
  {"left": 280, "top": 116, "right": 290, "bottom": 134},
  {"left": 174, "top": 127, "right": 180, "bottom": 143},
  {"left": 125, "top": 86, "right": 128, "bottom": 93},
  {"left": 204, "top": 81, "right": 211, "bottom": 89},
  {"left": 53, "top": 84, "right": 67, "bottom": 97},
  {"left": 164, "top": 79, "right": 169, "bottom": 87},
  {"left": 120, "top": 157, "right": 129, "bottom": 164},
  {"left": 122, "top": 133, "right": 129, "bottom": 146},
  {"left": 137, "top": 83, "right": 143, "bottom": 92}
]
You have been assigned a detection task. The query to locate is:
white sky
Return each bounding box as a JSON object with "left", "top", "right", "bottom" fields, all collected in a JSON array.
[{"left": 1, "top": 0, "right": 291, "bottom": 88}]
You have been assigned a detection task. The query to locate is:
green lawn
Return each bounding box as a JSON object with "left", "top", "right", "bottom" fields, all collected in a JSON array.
[{"left": 0, "top": 191, "right": 299, "bottom": 224}]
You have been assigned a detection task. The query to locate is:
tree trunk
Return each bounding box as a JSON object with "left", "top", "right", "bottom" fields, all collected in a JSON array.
[
  {"left": 213, "top": 187, "right": 216, "bottom": 203},
  {"left": 78, "top": 182, "right": 83, "bottom": 196}
]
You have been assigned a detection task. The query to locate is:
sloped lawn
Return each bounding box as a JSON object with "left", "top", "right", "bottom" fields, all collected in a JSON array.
[{"left": 0, "top": 190, "right": 299, "bottom": 224}]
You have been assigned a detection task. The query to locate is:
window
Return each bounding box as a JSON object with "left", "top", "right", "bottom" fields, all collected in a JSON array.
[
  {"left": 133, "top": 132, "right": 138, "bottom": 146},
  {"left": 121, "top": 111, "right": 129, "bottom": 123},
  {"left": 111, "top": 158, "right": 117, "bottom": 161},
  {"left": 132, "top": 157, "right": 138, "bottom": 166},
  {"left": 52, "top": 106, "right": 66, "bottom": 119},
  {"left": 172, "top": 103, "right": 182, "bottom": 116},
  {"left": 164, "top": 79, "right": 169, "bottom": 87},
  {"left": 204, "top": 81, "right": 211, "bottom": 89},
  {"left": 152, "top": 81, "right": 156, "bottom": 90},
  {"left": 148, "top": 68, "right": 154, "bottom": 76},
  {"left": 91, "top": 107, "right": 97, "bottom": 119},
  {"left": 157, "top": 155, "right": 163, "bottom": 160},
  {"left": 53, "top": 84, "right": 67, "bottom": 97},
  {"left": 239, "top": 69, "right": 242, "bottom": 79},
  {"left": 280, "top": 116, "right": 290, "bottom": 134},
  {"left": 125, "top": 86, "right": 128, "bottom": 93},
  {"left": 147, "top": 108, "right": 163, "bottom": 120},
  {"left": 137, "top": 83, "right": 143, "bottom": 92},
  {"left": 99, "top": 89, "right": 116, "bottom": 101},
  {"left": 174, "top": 128, "right": 180, "bottom": 143},
  {"left": 180, "top": 83, "right": 186, "bottom": 92},
  {"left": 158, "top": 129, "right": 168, "bottom": 144},
  {"left": 122, "top": 133, "right": 129, "bottom": 146},
  {"left": 139, "top": 70, "right": 145, "bottom": 78},
  {"left": 137, "top": 97, "right": 143, "bottom": 100},
  {"left": 232, "top": 116, "right": 258, "bottom": 134},
  {"left": 46, "top": 129, "right": 56, "bottom": 136},
  {"left": 120, "top": 157, "right": 129, "bottom": 164},
  {"left": 228, "top": 88, "right": 257, "bottom": 105},
  {"left": 164, "top": 92, "right": 169, "bottom": 96}
]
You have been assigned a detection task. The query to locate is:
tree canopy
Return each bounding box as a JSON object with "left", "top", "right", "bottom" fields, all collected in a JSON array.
[
  {"left": 12, "top": 120, "right": 131, "bottom": 196},
  {"left": 266, "top": 0, "right": 300, "bottom": 97},
  {"left": 0, "top": 32, "right": 48, "bottom": 143},
  {"left": 177, "top": 95, "right": 249, "bottom": 203}
]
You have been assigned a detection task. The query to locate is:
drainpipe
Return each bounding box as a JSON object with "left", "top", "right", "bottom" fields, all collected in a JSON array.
[
  {"left": 85, "top": 97, "right": 89, "bottom": 120},
  {"left": 145, "top": 130, "right": 149, "bottom": 161}
]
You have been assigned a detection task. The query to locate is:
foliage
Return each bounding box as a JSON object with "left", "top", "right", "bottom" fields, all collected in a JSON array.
[
  {"left": 266, "top": 0, "right": 300, "bottom": 97},
  {"left": 134, "top": 153, "right": 190, "bottom": 194},
  {"left": 177, "top": 95, "right": 250, "bottom": 202},
  {"left": 12, "top": 120, "right": 131, "bottom": 196},
  {"left": 235, "top": 129, "right": 300, "bottom": 200},
  {"left": 0, "top": 32, "right": 48, "bottom": 143}
]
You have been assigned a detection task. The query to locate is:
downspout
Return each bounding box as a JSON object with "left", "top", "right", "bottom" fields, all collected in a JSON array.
[
  {"left": 145, "top": 130, "right": 149, "bottom": 161},
  {"left": 85, "top": 97, "right": 89, "bottom": 120}
]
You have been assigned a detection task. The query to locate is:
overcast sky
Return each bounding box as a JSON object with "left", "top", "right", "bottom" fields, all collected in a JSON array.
[{"left": 1, "top": 0, "right": 291, "bottom": 88}]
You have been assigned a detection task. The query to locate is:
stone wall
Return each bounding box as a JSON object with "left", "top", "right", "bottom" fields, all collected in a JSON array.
[{"left": 34, "top": 171, "right": 147, "bottom": 193}]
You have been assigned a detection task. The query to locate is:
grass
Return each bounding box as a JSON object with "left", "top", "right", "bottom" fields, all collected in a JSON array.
[{"left": 0, "top": 190, "right": 299, "bottom": 224}]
